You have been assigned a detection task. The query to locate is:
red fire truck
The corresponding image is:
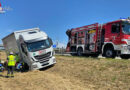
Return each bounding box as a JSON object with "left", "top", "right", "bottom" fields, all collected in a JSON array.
[{"left": 66, "top": 18, "right": 130, "bottom": 59}]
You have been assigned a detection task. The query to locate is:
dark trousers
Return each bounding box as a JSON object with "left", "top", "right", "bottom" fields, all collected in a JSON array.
[{"left": 7, "top": 66, "right": 14, "bottom": 75}]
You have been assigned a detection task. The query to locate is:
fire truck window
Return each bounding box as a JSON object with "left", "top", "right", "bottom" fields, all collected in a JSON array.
[{"left": 111, "top": 23, "right": 120, "bottom": 33}]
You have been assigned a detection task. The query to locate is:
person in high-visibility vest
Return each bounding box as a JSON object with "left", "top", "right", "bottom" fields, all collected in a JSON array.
[{"left": 7, "top": 52, "right": 16, "bottom": 78}]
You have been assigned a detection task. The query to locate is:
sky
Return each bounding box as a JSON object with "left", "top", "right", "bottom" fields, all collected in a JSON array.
[{"left": 0, "top": 0, "right": 130, "bottom": 47}]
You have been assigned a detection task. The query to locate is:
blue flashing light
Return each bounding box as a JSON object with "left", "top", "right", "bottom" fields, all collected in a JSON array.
[
  {"left": 120, "top": 17, "right": 127, "bottom": 19},
  {"left": 53, "top": 45, "right": 57, "bottom": 48}
]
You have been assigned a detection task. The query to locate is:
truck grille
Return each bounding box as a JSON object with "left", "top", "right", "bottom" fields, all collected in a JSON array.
[{"left": 34, "top": 52, "right": 51, "bottom": 64}]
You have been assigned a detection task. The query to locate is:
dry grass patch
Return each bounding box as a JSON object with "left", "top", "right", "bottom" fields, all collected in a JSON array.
[
  {"left": 46, "top": 55, "right": 130, "bottom": 90},
  {"left": 0, "top": 55, "right": 129, "bottom": 90}
]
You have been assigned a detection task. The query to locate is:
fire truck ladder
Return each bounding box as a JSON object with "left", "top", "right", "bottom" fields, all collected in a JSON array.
[{"left": 97, "top": 25, "right": 102, "bottom": 51}]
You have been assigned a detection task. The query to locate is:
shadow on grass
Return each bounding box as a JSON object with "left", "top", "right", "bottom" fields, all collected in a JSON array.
[
  {"left": 0, "top": 74, "right": 5, "bottom": 77},
  {"left": 39, "top": 65, "right": 55, "bottom": 71},
  {"left": 0, "top": 74, "right": 11, "bottom": 78}
]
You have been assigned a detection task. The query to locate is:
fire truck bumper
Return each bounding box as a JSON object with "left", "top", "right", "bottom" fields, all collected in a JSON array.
[{"left": 121, "top": 45, "right": 130, "bottom": 54}]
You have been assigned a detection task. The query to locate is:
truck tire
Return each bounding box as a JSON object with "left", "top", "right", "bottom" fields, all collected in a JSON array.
[
  {"left": 120, "top": 55, "right": 130, "bottom": 59},
  {"left": 104, "top": 47, "right": 115, "bottom": 58},
  {"left": 77, "top": 48, "right": 83, "bottom": 56},
  {"left": 22, "top": 63, "right": 29, "bottom": 72}
]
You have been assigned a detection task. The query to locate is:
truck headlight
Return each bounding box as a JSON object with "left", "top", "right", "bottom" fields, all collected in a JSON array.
[
  {"left": 53, "top": 58, "right": 56, "bottom": 62},
  {"left": 32, "top": 64, "right": 38, "bottom": 68},
  {"left": 123, "top": 46, "right": 128, "bottom": 51}
]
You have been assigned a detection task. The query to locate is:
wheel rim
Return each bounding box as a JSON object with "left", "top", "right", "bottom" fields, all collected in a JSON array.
[
  {"left": 77, "top": 49, "right": 82, "bottom": 56},
  {"left": 78, "top": 51, "right": 81, "bottom": 56},
  {"left": 106, "top": 50, "right": 113, "bottom": 57}
]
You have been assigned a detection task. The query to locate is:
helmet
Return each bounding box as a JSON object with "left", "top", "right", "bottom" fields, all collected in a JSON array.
[{"left": 10, "top": 52, "right": 14, "bottom": 55}]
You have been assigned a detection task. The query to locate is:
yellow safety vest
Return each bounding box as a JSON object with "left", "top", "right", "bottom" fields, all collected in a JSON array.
[{"left": 8, "top": 55, "right": 16, "bottom": 66}]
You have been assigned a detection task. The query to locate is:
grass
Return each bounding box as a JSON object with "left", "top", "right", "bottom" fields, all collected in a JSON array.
[
  {"left": 46, "top": 55, "right": 130, "bottom": 90},
  {"left": 0, "top": 55, "right": 129, "bottom": 90}
]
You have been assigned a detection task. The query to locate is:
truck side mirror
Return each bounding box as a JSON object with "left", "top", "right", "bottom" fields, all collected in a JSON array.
[{"left": 48, "top": 37, "right": 53, "bottom": 45}]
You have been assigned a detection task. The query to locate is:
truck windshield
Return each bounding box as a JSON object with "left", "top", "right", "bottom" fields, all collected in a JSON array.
[
  {"left": 122, "top": 22, "right": 130, "bottom": 34},
  {"left": 27, "top": 39, "right": 51, "bottom": 52}
]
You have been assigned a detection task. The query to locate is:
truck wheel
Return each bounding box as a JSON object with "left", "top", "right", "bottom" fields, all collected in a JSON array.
[
  {"left": 77, "top": 48, "right": 83, "bottom": 56},
  {"left": 104, "top": 47, "right": 115, "bottom": 58},
  {"left": 120, "top": 55, "right": 130, "bottom": 59},
  {"left": 22, "top": 63, "right": 29, "bottom": 72}
]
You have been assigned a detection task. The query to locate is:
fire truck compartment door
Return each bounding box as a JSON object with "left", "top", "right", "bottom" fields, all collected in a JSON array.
[{"left": 86, "top": 30, "right": 96, "bottom": 52}]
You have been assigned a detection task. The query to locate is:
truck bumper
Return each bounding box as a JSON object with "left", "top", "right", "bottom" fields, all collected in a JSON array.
[
  {"left": 31, "top": 56, "right": 56, "bottom": 70},
  {"left": 121, "top": 45, "right": 130, "bottom": 54}
]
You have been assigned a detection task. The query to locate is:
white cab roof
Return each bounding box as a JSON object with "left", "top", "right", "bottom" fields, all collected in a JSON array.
[{"left": 22, "top": 31, "right": 48, "bottom": 43}]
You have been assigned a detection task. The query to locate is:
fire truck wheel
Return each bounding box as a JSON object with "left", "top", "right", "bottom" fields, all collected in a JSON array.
[
  {"left": 120, "top": 55, "right": 130, "bottom": 59},
  {"left": 104, "top": 48, "right": 115, "bottom": 58},
  {"left": 77, "top": 48, "right": 83, "bottom": 56}
]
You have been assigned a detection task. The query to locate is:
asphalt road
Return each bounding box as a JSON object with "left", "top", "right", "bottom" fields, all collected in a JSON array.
[{"left": 55, "top": 53, "right": 127, "bottom": 60}]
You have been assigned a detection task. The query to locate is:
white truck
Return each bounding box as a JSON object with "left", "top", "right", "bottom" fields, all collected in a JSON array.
[{"left": 2, "top": 28, "right": 56, "bottom": 70}]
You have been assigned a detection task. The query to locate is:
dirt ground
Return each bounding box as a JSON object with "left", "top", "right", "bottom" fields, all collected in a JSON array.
[{"left": 0, "top": 55, "right": 130, "bottom": 90}]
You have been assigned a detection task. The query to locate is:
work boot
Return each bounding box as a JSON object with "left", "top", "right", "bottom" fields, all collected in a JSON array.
[{"left": 6, "top": 74, "right": 10, "bottom": 78}]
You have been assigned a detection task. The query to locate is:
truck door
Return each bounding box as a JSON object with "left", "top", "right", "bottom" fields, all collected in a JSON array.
[
  {"left": 21, "top": 43, "right": 30, "bottom": 65},
  {"left": 109, "top": 23, "right": 121, "bottom": 44}
]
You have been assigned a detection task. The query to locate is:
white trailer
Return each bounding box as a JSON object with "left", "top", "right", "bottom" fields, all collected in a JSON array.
[{"left": 2, "top": 28, "right": 56, "bottom": 70}]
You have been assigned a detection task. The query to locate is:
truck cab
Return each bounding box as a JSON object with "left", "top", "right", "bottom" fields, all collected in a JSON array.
[
  {"left": 102, "top": 19, "right": 130, "bottom": 58},
  {"left": 17, "top": 29, "right": 56, "bottom": 70}
]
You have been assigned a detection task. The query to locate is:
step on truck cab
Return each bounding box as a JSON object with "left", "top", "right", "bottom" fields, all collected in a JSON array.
[{"left": 2, "top": 28, "right": 56, "bottom": 70}]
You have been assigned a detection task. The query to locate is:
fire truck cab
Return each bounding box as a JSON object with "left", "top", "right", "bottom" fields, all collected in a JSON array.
[{"left": 66, "top": 18, "right": 130, "bottom": 59}]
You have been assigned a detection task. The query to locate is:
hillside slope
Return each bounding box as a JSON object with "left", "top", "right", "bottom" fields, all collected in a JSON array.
[{"left": 0, "top": 55, "right": 129, "bottom": 90}]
